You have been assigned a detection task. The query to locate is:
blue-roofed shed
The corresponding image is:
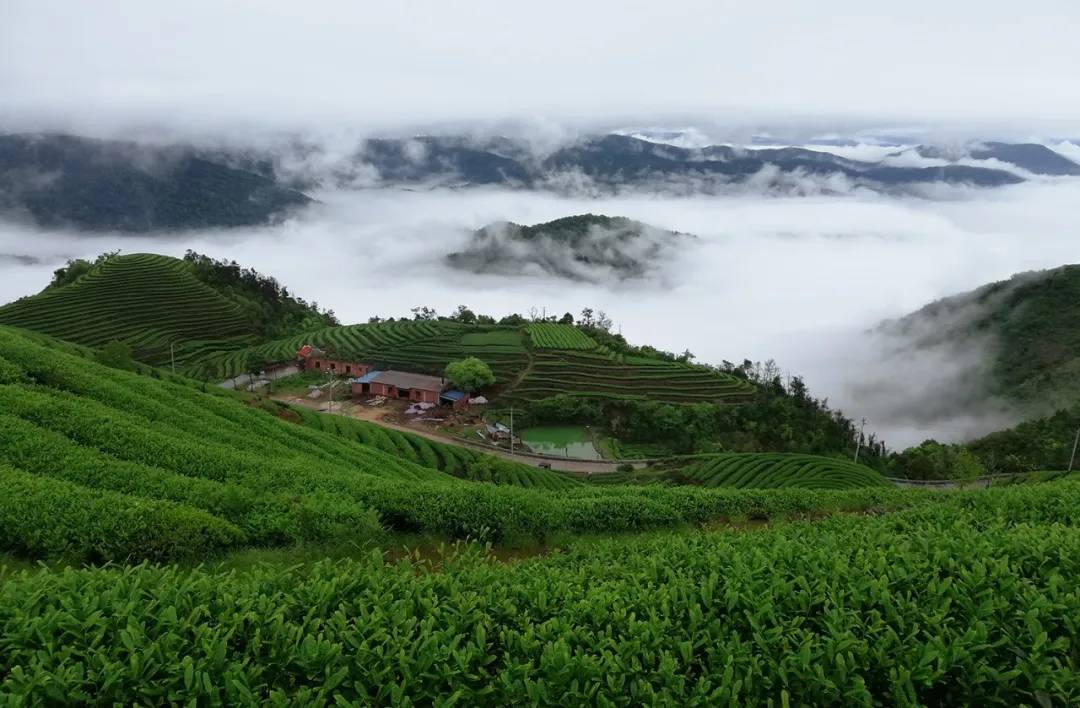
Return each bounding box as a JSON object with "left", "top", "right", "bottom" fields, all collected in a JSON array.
[{"left": 439, "top": 389, "right": 470, "bottom": 409}]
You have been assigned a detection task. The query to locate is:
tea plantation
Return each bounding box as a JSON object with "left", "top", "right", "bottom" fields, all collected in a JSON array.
[
  {"left": 1, "top": 324, "right": 1079, "bottom": 703},
  {"left": 2, "top": 481, "right": 1078, "bottom": 704},
  {"left": 0, "top": 253, "right": 259, "bottom": 366},
  {"left": 670, "top": 453, "right": 890, "bottom": 489}
]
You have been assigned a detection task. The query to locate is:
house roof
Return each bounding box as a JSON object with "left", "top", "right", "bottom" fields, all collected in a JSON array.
[
  {"left": 352, "top": 370, "right": 383, "bottom": 384},
  {"left": 440, "top": 390, "right": 468, "bottom": 402},
  {"left": 371, "top": 370, "right": 446, "bottom": 392}
]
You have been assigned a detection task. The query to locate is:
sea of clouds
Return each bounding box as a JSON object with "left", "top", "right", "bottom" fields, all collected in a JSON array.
[{"left": 3, "top": 172, "right": 1080, "bottom": 449}]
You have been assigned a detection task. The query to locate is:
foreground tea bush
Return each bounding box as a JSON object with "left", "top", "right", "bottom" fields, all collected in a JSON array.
[{"left": 2, "top": 484, "right": 1078, "bottom": 705}]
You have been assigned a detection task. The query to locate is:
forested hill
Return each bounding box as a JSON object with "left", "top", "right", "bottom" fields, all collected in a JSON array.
[
  {"left": 446, "top": 214, "right": 687, "bottom": 281},
  {"left": 0, "top": 134, "right": 312, "bottom": 231},
  {"left": 884, "top": 264, "right": 1080, "bottom": 414}
]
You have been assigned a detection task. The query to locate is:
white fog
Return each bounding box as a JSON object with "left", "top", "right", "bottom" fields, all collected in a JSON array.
[{"left": 3, "top": 178, "right": 1079, "bottom": 448}]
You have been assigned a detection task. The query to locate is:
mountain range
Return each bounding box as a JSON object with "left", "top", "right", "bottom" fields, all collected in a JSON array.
[{"left": 1, "top": 132, "right": 1077, "bottom": 231}]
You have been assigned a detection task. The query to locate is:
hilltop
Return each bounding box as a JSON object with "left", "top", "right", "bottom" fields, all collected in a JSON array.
[
  {"left": 0, "top": 252, "right": 337, "bottom": 367},
  {"left": 0, "top": 134, "right": 312, "bottom": 231},
  {"left": 446, "top": 214, "right": 687, "bottom": 281}
]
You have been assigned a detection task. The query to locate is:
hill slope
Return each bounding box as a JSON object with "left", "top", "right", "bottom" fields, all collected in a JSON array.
[
  {"left": 0, "top": 134, "right": 312, "bottom": 231},
  {"left": 196, "top": 319, "right": 756, "bottom": 405},
  {"left": 0, "top": 325, "right": 598, "bottom": 561},
  {"left": 883, "top": 264, "right": 1080, "bottom": 414},
  {"left": 0, "top": 253, "right": 260, "bottom": 367},
  {"left": 0, "top": 324, "right": 891, "bottom": 565}
]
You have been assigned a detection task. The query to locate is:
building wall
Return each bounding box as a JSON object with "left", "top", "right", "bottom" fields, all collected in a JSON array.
[
  {"left": 303, "top": 358, "right": 370, "bottom": 377},
  {"left": 410, "top": 388, "right": 439, "bottom": 404}
]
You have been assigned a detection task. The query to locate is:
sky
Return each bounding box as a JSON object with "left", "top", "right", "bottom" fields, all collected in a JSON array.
[{"left": 3, "top": 1, "right": 1080, "bottom": 136}]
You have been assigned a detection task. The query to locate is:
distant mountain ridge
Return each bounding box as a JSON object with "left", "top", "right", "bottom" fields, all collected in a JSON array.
[
  {"left": 352, "top": 133, "right": 1026, "bottom": 191},
  {"left": 2, "top": 132, "right": 1073, "bottom": 232},
  {"left": 894, "top": 141, "right": 1080, "bottom": 176},
  {"left": 0, "top": 134, "right": 313, "bottom": 232}
]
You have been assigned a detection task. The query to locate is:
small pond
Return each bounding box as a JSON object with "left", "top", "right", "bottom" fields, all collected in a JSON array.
[{"left": 519, "top": 426, "right": 601, "bottom": 460}]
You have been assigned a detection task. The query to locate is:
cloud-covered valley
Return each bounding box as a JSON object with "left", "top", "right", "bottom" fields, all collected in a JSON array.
[{"left": 3, "top": 175, "right": 1080, "bottom": 448}]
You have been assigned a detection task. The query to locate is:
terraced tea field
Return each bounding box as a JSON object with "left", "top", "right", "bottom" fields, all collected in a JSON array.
[
  {"left": 526, "top": 322, "right": 597, "bottom": 349},
  {"left": 0, "top": 254, "right": 257, "bottom": 366},
  {"left": 510, "top": 348, "right": 756, "bottom": 404},
  {"left": 197, "top": 321, "right": 530, "bottom": 383},
  {"left": 672, "top": 453, "right": 890, "bottom": 489}
]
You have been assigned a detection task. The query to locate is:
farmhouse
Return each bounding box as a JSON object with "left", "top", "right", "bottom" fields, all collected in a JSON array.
[
  {"left": 298, "top": 343, "right": 473, "bottom": 408},
  {"left": 351, "top": 370, "right": 450, "bottom": 404},
  {"left": 296, "top": 344, "right": 371, "bottom": 378}
]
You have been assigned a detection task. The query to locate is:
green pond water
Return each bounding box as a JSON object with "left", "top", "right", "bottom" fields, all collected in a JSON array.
[{"left": 520, "top": 426, "right": 601, "bottom": 460}]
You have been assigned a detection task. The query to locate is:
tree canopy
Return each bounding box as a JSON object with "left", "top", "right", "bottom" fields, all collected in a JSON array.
[{"left": 444, "top": 357, "right": 495, "bottom": 393}]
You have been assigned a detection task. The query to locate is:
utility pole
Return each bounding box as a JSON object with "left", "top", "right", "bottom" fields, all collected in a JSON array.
[
  {"left": 853, "top": 417, "right": 867, "bottom": 463},
  {"left": 509, "top": 406, "right": 515, "bottom": 456},
  {"left": 170, "top": 342, "right": 176, "bottom": 375},
  {"left": 327, "top": 373, "right": 335, "bottom": 414},
  {"left": 1069, "top": 426, "right": 1080, "bottom": 472}
]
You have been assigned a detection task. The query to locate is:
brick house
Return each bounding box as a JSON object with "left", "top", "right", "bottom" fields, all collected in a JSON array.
[
  {"left": 297, "top": 344, "right": 371, "bottom": 378},
  {"left": 351, "top": 370, "right": 447, "bottom": 404}
]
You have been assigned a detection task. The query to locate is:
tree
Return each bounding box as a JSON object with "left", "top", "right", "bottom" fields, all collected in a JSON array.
[
  {"left": 95, "top": 340, "right": 134, "bottom": 370},
  {"left": 888, "top": 440, "right": 986, "bottom": 481},
  {"left": 49, "top": 251, "right": 119, "bottom": 290},
  {"left": 452, "top": 305, "right": 477, "bottom": 324},
  {"left": 411, "top": 306, "right": 438, "bottom": 321},
  {"left": 444, "top": 357, "right": 495, "bottom": 393},
  {"left": 559, "top": 312, "right": 575, "bottom": 325}
]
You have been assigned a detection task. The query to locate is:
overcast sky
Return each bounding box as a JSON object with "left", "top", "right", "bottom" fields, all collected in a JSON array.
[{"left": 3, "top": 1, "right": 1080, "bottom": 136}]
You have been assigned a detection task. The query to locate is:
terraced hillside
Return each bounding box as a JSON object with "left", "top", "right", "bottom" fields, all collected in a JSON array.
[
  {"left": 0, "top": 325, "right": 590, "bottom": 561},
  {"left": 197, "top": 320, "right": 530, "bottom": 384},
  {"left": 208, "top": 320, "right": 753, "bottom": 405},
  {"left": 2, "top": 325, "right": 864, "bottom": 565},
  {"left": 511, "top": 346, "right": 756, "bottom": 404},
  {"left": 0, "top": 254, "right": 258, "bottom": 366},
  {"left": 670, "top": 453, "right": 890, "bottom": 490}
]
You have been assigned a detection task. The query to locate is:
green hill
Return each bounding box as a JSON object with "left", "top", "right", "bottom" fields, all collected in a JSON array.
[
  {"left": 887, "top": 264, "right": 1080, "bottom": 413},
  {"left": 0, "top": 252, "right": 338, "bottom": 370},
  {"left": 0, "top": 254, "right": 259, "bottom": 367}
]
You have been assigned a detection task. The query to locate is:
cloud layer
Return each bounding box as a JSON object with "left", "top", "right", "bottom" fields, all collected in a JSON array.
[
  {"left": 3, "top": 177, "right": 1080, "bottom": 448},
  {"left": 4, "top": 1, "right": 1080, "bottom": 135}
]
